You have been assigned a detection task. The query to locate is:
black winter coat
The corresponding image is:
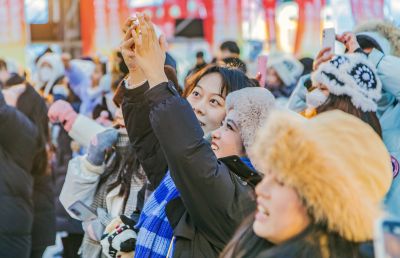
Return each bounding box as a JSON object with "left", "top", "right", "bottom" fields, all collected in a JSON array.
[
  {"left": 53, "top": 126, "right": 84, "bottom": 234},
  {"left": 122, "top": 81, "right": 256, "bottom": 258},
  {"left": 0, "top": 94, "right": 38, "bottom": 258}
]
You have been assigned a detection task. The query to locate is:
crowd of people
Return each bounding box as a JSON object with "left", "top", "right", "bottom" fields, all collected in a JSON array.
[{"left": 0, "top": 12, "right": 399, "bottom": 258}]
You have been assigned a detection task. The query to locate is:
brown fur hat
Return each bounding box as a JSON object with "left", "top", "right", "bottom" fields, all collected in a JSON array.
[
  {"left": 354, "top": 20, "right": 400, "bottom": 57},
  {"left": 252, "top": 110, "right": 392, "bottom": 242}
]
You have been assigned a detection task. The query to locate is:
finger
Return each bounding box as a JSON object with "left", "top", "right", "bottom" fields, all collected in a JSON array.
[
  {"left": 121, "top": 38, "right": 135, "bottom": 50},
  {"left": 316, "top": 47, "right": 331, "bottom": 59},
  {"left": 144, "top": 13, "right": 156, "bottom": 43},
  {"left": 255, "top": 72, "right": 262, "bottom": 82},
  {"left": 138, "top": 13, "right": 149, "bottom": 48},
  {"left": 122, "top": 17, "right": 135, "bottom": 33},
  {"left": 123, "top": 28, "right": 132, "bottom": 41},
  {"left": 130, "top": 26, "right": 141, "bottom": 52}
]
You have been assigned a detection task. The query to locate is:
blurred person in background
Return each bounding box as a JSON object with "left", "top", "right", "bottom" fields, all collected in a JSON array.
[
  {"left": 185, "top": 51, "right": 207, "bottom": 79},
  {"left": 219, "top": 40, "right": 247, "bottom": 74},
  {"left": 264, "top": 53, "right": 304, "bottom": 106}
]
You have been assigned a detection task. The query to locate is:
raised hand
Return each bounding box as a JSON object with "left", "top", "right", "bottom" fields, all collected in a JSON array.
[
  {"left": 87, "top": 129, "right": 119, "bottom": 166},
  {"left": 120, "top": 17, "right": 147, "bottom": 87},
  {"left": 336, "top": 32, "right": 360, "bottom": 53},
  {"left": 130, "top": 13, "right": 168, "bottom": 88},
  {"left": 313, "top": 47, "right": 334, "bottom": 71},
  {"left": 48, "top": 100, "right": 78, "bottom": 132}
]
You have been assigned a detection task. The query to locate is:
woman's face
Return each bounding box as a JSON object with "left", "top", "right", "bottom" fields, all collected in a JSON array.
[
  {"left": 39, "top": 62, "right": 53, "bottom": 82},
  {"left": 315, "top": 83, "right": 330, "bottom": 96},
  {"left": 211, "top": 111, "right": 245, "bottom": 158},
  {"left": 265, "top": 68, "right": 282, "bottom": 89},
  {"left": 186, "top": 72, "right": 226, "bottom": 134},
  {"left": 253, "top": 170, "right": 311, "bottom": 244},
  {"left": 91, "top": 64, "right": 103, "bottom": 87}
]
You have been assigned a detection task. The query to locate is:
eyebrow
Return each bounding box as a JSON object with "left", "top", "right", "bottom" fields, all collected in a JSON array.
[{"left": 195, "top": 84, "right": 224, "bottom": 98}]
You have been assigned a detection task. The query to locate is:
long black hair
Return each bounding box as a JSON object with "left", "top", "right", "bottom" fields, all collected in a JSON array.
[{"left": 97, "top": 142, "right": 143, "bottom": 212}]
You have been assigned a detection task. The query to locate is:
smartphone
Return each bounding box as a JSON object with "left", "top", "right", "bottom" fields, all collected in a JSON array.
[
  {"left": 374, "top": 218, "right": 400, "bottom": 258},
  {"left": 257, "top": 54, "right": 268, "bottom": 87},
  {"left": 219, "top": 155, "right": 263, "bottom": 187},
  {"left": 68, "top": 200, "right": 97, "bottom": 221},
  {"left": 322, "top": 28, "right": 335, "bottom": 55}
]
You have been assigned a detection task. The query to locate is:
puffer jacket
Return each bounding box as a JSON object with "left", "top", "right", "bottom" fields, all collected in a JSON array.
[
  {"left": 367, "top": 49, "right": 400, "bottom": 216},
  {"left": 122, "top": 81, "right": 256, "bottom": 257},
  {"left": 0, "top": 93, "right": 38, "bottom": 258}
]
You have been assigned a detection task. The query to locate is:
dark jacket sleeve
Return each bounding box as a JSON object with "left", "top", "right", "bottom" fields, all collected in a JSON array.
[
  {"left": 145, "top": 81, "right": 240, "bottom": 241},
  {"left": 0, "top": 92, "right": 38, "bottom": 172},
  {"left": 122, "top": 82, "right": 168, "bottom": 190}
]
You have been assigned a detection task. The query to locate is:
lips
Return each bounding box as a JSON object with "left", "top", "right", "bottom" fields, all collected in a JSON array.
[
  {"left": 211, "top": 141, "right": 219, "bottom": 151},
  {"left": 257, "top": 205, "right": 270, "bottom": 216},
  {"left": 198, "top": 120, "right": 206, "bottom": 127}
]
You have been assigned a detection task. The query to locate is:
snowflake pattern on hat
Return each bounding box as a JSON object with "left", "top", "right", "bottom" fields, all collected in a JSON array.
[
  {"left": 311, "top": 53, "right": 382, "bottom": 112},
  {"left": 330, "top": 55, "right": 348, "bottom": 68},
  {"left": 350, "top": 64, "right": 378, "bottom": 90}
]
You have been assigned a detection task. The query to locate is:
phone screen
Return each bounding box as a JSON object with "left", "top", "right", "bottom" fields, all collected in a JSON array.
[
  {"left": 383, "top": 221, "right": 400, "bottom": 258},
  {"left": 68, "top": 201, "right": 97, "bottom": 221}
]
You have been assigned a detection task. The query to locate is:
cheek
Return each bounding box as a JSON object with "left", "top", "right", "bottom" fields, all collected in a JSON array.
[{"left": 206, "top": 106, "right": 225, "bottom": 125}]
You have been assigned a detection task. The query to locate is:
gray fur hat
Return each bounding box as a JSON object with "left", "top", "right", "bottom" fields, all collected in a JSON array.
[{"left": 225, "top": 87, "right": 275, "bottom": 152}]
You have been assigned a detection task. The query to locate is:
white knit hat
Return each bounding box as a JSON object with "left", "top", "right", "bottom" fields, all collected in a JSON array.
[
  {"left": 311, "top": 53, "right": 382, "bottom": 112},
  {"left": 268, "top": 54, "right": 304, "bottom": 86},
  {"left": 225, "top": 87, "right": 275, "bottom": 152}
]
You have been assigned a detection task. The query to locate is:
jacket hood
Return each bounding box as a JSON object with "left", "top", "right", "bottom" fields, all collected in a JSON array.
[{"left": 354, "top": 20, "right": 400, "bottom": 57}]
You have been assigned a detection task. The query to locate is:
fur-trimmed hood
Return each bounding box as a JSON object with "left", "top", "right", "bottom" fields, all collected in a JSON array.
[
  {"left": 252, "top": 110, "right": 392, "bottom": 242},
  {"left": 354, "top": 20, "right": 400, "bottom": 57}
]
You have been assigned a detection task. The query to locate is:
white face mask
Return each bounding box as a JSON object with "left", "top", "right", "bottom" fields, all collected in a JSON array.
[
  {"left": 306, "top": 88, "right": 328, "bottom": 108},
  {"left": 52, "top": 84, "right": 69, "bottom": 97},
  {"left": 39, "top": 67, "right": 52, "bottom": 82}
]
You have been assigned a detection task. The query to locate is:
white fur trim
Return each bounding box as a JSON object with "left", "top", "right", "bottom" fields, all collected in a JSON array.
[{"left": 311, "top": 53, "right": 382, "bottom": 112}]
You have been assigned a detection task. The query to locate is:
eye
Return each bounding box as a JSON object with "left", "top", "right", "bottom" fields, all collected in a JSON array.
[
  {"left": 191, "top": 90, "right": 200, "bottom": 97},
  {"left": 210, "top": 98, "right": 221, "bottom": 106},
  {"left": 227, "top": 123, "right": 233, "bottom": 130}
]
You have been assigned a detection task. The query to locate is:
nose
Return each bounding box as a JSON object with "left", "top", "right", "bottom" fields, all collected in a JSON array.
[
  {"left": 192, "top": 98, "right": 206, "bottom": 116},
  {"left": 211, "top": 128, "right": 221, "bottom": 140},
  {"left": 255, "top": 175, "right": 271, "bottom": 198}
]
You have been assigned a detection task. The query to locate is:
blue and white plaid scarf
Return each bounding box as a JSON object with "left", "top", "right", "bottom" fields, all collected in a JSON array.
[
  {"left": 134, "top": 157, "right": 254, "bottom": 258},
  {"left": 134, "top": 171, "right": 178, "bottom": 258}
]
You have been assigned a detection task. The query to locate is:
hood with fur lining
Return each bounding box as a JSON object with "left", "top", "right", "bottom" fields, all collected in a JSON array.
[{"left": 354, "top": 20, "right": 400, "bottom": 57}]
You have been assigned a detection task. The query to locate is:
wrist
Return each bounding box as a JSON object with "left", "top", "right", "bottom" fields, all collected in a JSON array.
[
  {"left": 147, "top": 74, "right": 168, "bottom": 88},
  {"left": 128, "top": 69, "right": 147, "bottom": 86}
]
